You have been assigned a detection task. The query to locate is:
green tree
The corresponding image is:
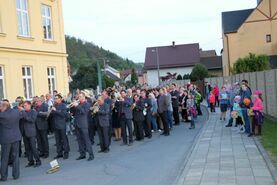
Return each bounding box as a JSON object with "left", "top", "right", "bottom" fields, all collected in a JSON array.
[
  {"left": 70, "top": 64, "right": 98, "bottom": 90},
  {"left": 233, "top": 53, "right": 271, "bottom": 74},
  {"left": 190, "top": 64, "right": 208, "bottom": 81},
  {"left": 131, "top": 68, "right": 138, "bottom": 85},
  {"left": 176, "top": 74, "right": 182, "bottom": 80},
  {"left": 183, "top": 74, "right": 190, "bottom": 80},
  {"left": 103, "top": 75, "right": 115, "bottom": 88}
]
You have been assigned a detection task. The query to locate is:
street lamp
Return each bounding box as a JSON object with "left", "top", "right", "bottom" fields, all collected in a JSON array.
[{"left": 152, "top": 48, "right": 161, "bottom": 86}]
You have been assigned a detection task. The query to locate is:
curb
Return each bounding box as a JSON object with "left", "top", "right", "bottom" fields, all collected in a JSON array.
[
  {"left": 173, "top": 105, "right": 210, "bottom": 185},
  {"left": 254, "top": 137, "right": 277, "bottom": 183}
]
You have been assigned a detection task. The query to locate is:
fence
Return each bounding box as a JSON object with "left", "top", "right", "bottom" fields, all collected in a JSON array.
[{"left": 205, "top": 69, "right": 277, "bottom": 118}]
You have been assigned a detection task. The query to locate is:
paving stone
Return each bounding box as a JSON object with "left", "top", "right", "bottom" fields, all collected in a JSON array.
[
  {"left": 252, "top": 168, "right": 272, "bottom": 177},
  {"left": 235, "top": 167, "right": 253, "bottom": 176},
  {"left": 255, "top": 176, "right": 275, "bottom": 185},
  {"left": 236, "top": 176, "right": 256, "bottom": 185}
]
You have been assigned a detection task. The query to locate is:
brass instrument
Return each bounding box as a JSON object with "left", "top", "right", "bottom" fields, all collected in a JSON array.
[
  {"left": 90, "top": 101, "right": 100, "bottom": 116},
  {"left": 131, "top": 103, "right": 136, "bottom": 110},
  {"left": 67, "top": 100, "right": 80, "bottom": 109}
]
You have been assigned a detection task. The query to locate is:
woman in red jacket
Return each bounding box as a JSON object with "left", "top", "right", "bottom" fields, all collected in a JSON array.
[{"left": 212, "top": 85, "right": 220, "bottom": 107}]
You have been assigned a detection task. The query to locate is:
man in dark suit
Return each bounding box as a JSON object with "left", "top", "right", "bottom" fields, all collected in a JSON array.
[
  {"left": 132, "top": 94, "right": 145, "bottom": 141},
  {"left": 0, "top": 101, "right": 22, "bottom": 181},
  {"left": 96, "top": 96, "right": 110, "bottom": 153},
  {"left": 21, "top": 101, "right": 41, "bottom": 167},
  {"left": 71, "top": 92, "right": 94, "bottom": 161},
  {"left": 158, "top": 88, "right": 170, "bottom": 136},
  {"left": 35, "top": 98, "right": 49, "bottom": 158},
  {"left": 140, "top": 90, "right": 152, "bottom": 138},
  {"left": 51, "top": 94, "right": 70, "bottom": 159},
  {"left": 102, "top": 90, "right": 113, "bottom": 143},
  {"left": 170, "top": 83, "right": 180, "bottom": 125},
  {"left": 119, "top": 90, "right": 133, "bottom": 146}
]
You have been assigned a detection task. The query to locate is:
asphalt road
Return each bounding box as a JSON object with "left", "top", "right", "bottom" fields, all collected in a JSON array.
[{"left": 4, "top": 107, "right": 208, "bottom": 185}]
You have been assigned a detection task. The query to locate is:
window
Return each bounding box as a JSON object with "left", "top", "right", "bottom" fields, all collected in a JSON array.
[
  {"left": 42, "top": 5, "right": 53, "bottom": 40},
  {"left": 266, "top": 34, "right": 271, "bottom": 43},
  {"left": 0, "top": 66, "right": 6, "bottom": 100},
  {"left": 16, "top": 0, "right": 30, "bottom": 37},
  {"left": 22, "top": 66, "right": 33, "bottom": 99},
  {"left": 47, "top": 67, "right": 56, "bottom": 94}
]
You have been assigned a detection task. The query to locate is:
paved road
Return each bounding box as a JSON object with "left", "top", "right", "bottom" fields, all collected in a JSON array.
[{"left": 4, "top": 107, "right": 208, "bottom": 185}]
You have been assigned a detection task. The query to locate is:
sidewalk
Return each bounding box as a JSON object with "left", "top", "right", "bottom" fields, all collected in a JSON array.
[{"left": 175, "top": 110, "right": 276, "bottom": 185}]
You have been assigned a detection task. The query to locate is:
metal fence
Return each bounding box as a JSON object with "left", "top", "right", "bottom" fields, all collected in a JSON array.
[{"left": 205, "top": 69, "right": 277, "bottom": 118}]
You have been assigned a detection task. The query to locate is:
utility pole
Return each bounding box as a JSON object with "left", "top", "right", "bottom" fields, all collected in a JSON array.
[{"left": 156, "top": 48, "right": 161, "bottom": 86}]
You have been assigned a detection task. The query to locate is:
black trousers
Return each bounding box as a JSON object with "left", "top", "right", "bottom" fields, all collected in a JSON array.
[
  {"left": 196, "top": 104, "right": 202, "bottom": 115},
  {"left": 54, "top": 129, "right": 70, "bottom": 156},
  {"left": 97, "top": 126, "right": 110, "bottom": 150},
  {"left": 181, "top": 109, "right": 189, "bottom": 121},
  {"left": 210, "top": 103, "right": 215, "bottom": 112},
  {"left": 23, "top": 136, "right": 40, "bottom": 163},
  {"left": 121, "top": 118, "right": 133, "bottom": 144},
  {"left": 143, "top": 116, "right": 152, "bottom": 137},
  {"left": 159, "top": 112, "right": 170, "bottom": 134},
  {"left": 36, "top": 129, "right": 49, "bottom": 155},
  {"left": 1, "top": 141, "right": 20, "bottom": 180},
  {"left": 88, "top": 119, "right": 97, "bottom": 144},
  {"left": 173, "top": 107, "right": 180, "bottom": 125},
  {"left": 76, "top": 127, "right": 93, "bottom": 156},
  {"left": 134, "top": 120, "right": 144, "bottom": 140}
]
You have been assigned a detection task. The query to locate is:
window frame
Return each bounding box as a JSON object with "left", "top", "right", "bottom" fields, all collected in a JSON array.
[
  {"left": 41, "top": 4, "right": 53, "bottom": 40},
  {"left": 47, "top": 67, "right": 56, "bottom": 94},
  {"left": 0, "top": 66, "right": 6, "bottom": 100},
  {"left": 266, "top": 34, "right": 272, "bottom": 43},
  {"left": 16, "top": 0, "right": 31, "bottom": 37},
  {"left": 22, "top": 66, "right": 34, "bottom": 100}
]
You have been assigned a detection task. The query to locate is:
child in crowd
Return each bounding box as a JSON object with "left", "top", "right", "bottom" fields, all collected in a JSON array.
[
  {"left": 208, "top": 91, "right": 216, "bottom": 112},
  {"left": 249, "top": 90, "right": 264, "bottom": 136},
  {"left": 232, "top": 96, "right": 245, "bottom": 133},
  {"left": 219, "top": 86, "right": 229, "bottom": 121},
  {"left": 187, "top": 94, "right": 197, "bottom": 129}
]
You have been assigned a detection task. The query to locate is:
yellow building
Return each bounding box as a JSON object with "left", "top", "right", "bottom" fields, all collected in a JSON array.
[
  {"left": 222, "top": 0, "right": 277, "bottom": 76},
  {"left": 0, "top": 0, "right": 69, "bottom": 101}
]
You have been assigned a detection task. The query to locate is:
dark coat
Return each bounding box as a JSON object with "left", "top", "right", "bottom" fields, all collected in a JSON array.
[
  {"left": 21, "top": 109, "right": 38, "bottom": 138},
  {"left": 97, "top": 103, "right": 110, "bottom": 127},
  {"left": 0, "top": 108, "right": 22, "bottom": 144},
  {"left": 35, "top": 103, "right": 49, "bottom": 130},
  {"left": 133, "top": 100, "right": 144, "bottom": 122},
  {"left": 158, "top": 95, "right": 170, "bottom": 113},
  {"left": 119, "top": 97, "right": 133, "bottom": 119},
  {"left": 71, "top": 101, "right": 90, "bottom": 129},
  {"left": 51, "top": 103, "right": 67, "bottom": 130},
  {"left": 141, "top": 97, "right": 152, "bottom": 118},
  {"left": 170, "top": 90, "right": 180, "bottom": 108}
]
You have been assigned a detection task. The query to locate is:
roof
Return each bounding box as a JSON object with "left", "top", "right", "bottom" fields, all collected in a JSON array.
[
  {"left": 105, "top": 71, "right": 121, "bottom": 81},
  {"left": 144, "top": 43, "right": 200, "bottom": 70},
  {"left": 200, "top": 56, "right": 223, "bottom": 70},
  {"left": 200, "top": 50, "right": 217, "bottom": 58},
  {"left": 120, "top": 68, "right": 143, "bottom": 79},
  {"left": 222, "top": 9, "right": 254, "bottom": 34}
]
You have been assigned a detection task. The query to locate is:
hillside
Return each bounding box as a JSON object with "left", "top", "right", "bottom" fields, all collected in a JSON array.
[{"left": 66, "top": 36, "right": 139, "bottom": 73}]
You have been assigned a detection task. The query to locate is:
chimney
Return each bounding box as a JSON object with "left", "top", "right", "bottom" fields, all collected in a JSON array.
[{"left": 172, "top": 41, "right": 175, "bottom": 47}]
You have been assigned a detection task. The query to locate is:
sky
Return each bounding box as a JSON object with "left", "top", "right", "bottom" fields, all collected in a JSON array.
[{"left": 63, "top": 0, "right": 257, "bottom": 63}]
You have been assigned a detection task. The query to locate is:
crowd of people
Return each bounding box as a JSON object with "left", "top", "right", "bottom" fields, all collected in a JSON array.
[
  {"left": 0, "top": 83, "right": 204, "bottom": 182},
  {"left": 205, "top": 79, "right": 264, "bottom": 137}
]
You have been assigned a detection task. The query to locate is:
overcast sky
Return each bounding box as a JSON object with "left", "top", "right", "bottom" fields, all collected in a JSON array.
[{"left": 63, "top": 0, "right": 257, "bottom": 63}]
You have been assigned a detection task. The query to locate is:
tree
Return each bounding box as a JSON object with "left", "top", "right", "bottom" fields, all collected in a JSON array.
[
  {"left": 233, "top": 53, "right": 271, "bottom": 74},
  {"left": 176, "top": 74, "right": 182, "bottom": 80},
  {"left": 190, "top": 64, "right": 208, "bottom": 81},
  {"left": 70, "top": 64, "right": 98, "bottom": 90},
  {"left": 103, "top": 75, "right": 115, "bottom": 88},
  {"left": 131, "top": 68, "right": 138, "bottom": 85},
  {"left": 183, "top": 74, "right": 190, "bottom": 80}
]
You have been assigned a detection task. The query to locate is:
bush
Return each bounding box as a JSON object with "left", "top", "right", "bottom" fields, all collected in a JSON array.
[
  {"left": 176, "top": 74, "right": 183, "bottom": 80},
  {"left": 233, "top": 53, "right": 271, "bottom": 74},
  {"left": 183, "top": 74, "right": 190, "bottom": 80},
  {"left": 190, "top": 64, "right": 208, "bottom": 81}
]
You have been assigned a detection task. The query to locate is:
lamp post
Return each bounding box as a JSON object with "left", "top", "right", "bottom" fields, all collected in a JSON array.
[
  {"left": 152, "top": 48, "right": 161, "bottom": 86},
  {"left": 97, "top": 60, "right": 102, "bottom": 92}
]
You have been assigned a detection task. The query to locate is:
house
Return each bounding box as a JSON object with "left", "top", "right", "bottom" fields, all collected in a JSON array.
[
  {"left": 104, "top": 65, "right": 121, "bottom": 82},
  {"left": 144, "top": 42, "right": 200, "bottom": 87},
  {"left": 200, "top": 56, "right": 223, "bottom": 77},
  {"left": 120, "top": 68, "right": 144, "bottom": 84},
  {"left": 0, "top": 0, "right": 69, "bottom": 100},
  {"left": 222, "top": 0, "right": 277, "bottom": 76}
]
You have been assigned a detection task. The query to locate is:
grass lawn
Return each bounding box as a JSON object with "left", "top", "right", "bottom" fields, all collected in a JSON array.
[{"left": 261, "top": 117, "right": 277, "bottom": 167}]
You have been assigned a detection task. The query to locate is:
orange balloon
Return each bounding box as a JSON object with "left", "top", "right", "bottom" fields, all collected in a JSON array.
[{"left": 243, "top": 98, "right": 251, "bottom": 106}]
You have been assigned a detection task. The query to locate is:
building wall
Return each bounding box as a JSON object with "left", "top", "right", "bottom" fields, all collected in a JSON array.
[
  {"left": 0, "top": 0, "right": 68, "bottom": 100},
  {"left": 146, "top": 67, "right": 193, "bottom": 87},
  {"left": 222, "top": 0, "right": 277, "bottom": 76}
]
